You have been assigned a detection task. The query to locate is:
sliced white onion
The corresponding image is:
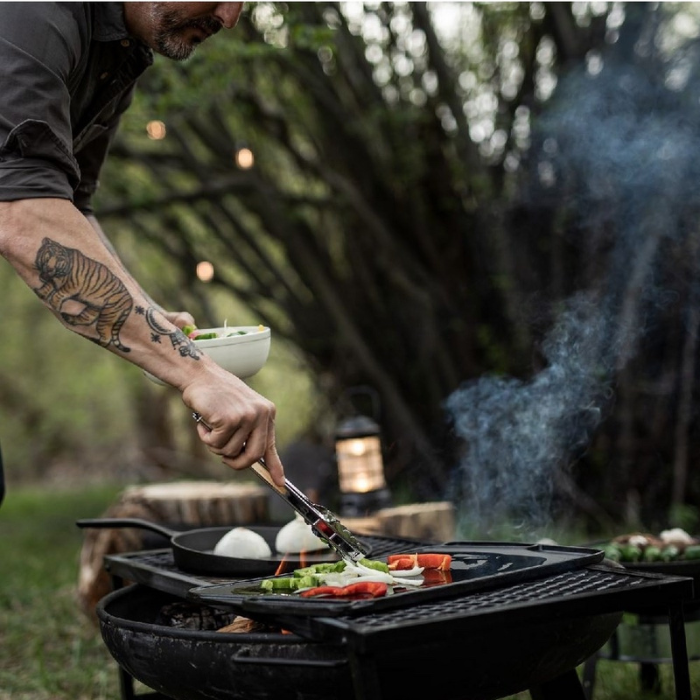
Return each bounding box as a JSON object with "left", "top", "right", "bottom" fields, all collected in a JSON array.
[
  {"left": 390, "top": 575, "right": 425, "bottom": 587},
  {"left": 343, "top": 561, "right": 386, "bottom": 576},
  {"left": 387, "top": 566, "right": 424, "bottom": 577}
]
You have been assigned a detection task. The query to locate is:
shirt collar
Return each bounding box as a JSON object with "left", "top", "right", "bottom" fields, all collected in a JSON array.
[{"left": 93, "top": 2, "right": 132, "bottom": 42}]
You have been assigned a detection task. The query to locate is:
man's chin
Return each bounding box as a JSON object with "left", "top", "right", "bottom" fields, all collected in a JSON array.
[{"left": 155, "top": 35, "right": 197, "bottom": 60}]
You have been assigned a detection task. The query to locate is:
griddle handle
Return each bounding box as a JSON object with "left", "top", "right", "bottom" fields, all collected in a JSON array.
[{"left": 75, "top": 518, "right": 178, "bottom": 539}]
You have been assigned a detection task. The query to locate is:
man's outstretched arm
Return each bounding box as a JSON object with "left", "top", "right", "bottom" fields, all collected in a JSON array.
[{"left": 0, "top": 197, "right": 284, "bottom": 485}]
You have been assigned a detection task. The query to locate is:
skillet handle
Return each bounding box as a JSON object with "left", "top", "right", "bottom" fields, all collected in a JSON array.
[{"left": 75, "top": 518, "right": 177, "bottom": 539}]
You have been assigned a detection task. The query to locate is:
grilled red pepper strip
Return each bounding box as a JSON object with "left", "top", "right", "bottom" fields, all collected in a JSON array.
[
  {"left": 387, "top": 553, "right": 452, "bottom": 571},
  {"left": 299, "top": 582, "right": 388, "bottom": 598},
  {"left": 422, "top": 569, "right": 453, "bottom": 586}
]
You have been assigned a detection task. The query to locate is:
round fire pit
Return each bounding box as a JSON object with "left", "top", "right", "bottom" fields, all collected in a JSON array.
[
  {"left": 97, "top": 584, "right": 622, "bottom": 700},
  {"left": 98, "top": 585, "right": 353, "bottom": 700}
]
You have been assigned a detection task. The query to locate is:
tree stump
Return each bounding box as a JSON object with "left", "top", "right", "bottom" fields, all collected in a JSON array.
[
  {"left": 345, "top": 501, "right": 456, "bottom": 543},
  {"left": 77, "top": 480, "right": 269, "bottom": 620}
]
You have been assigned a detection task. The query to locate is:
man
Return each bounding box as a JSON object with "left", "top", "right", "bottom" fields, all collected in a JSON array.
[{"left": 0, "top": 3, "right": 285, "bottom": 488}]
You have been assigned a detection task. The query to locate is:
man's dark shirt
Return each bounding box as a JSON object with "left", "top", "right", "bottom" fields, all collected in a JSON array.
[{"left": 0, "top": 2, "right": 153, "bottom": 214}]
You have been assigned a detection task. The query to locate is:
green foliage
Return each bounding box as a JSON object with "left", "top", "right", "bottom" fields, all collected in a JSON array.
[
  {"left": 4, "top": 2, "right": 700, "bottom": 529},
  {"left": 0, "top": 260, "right": 134, "bottom": 480}
]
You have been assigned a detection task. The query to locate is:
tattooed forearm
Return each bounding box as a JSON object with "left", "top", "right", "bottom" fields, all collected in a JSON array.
[
  {"left": 139, "top": 305, "right": 202, "bottom": 360},
  {"left": 33, "top": 237, "right": 132, "bottom": 352}
]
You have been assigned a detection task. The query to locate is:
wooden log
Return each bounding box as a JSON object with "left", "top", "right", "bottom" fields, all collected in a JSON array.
[
  {"left": 345, "top": 501, "right": 456, "bottom": 543},
  {"left": 77, "top": 480, "right": 269, "bottom": 621},
  {"left": 116, "top": 480, "right": 270, "bottom": 526}
]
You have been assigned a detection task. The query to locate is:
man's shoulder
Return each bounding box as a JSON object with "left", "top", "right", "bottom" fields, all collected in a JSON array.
[
  {"left": 56, "top": 3, "right": 128, "bottom": 40},
  {"left": 0, "top": 3, "right": 127, "bottom": 41},
  {"left": 0, "top": 3, "right": 87, "bottom": 26},
  {"left": 0, "top": 3, "right": 86, "bottom": 45}
]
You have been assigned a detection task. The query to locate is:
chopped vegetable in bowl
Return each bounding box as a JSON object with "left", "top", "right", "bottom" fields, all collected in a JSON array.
[
  {"left": 601, "top": 528, "right": 700, "bottom": 563},
  {"left": 184, "top": 324, "right": 266, "bottom": 340}
]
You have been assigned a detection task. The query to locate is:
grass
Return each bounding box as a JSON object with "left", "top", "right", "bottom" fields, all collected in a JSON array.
[
  {"left": 0, "top": 484, "right": 123, "bottom": 700},
  {"left": 1, "top": 484, "right": 700, "bottom": 700}
]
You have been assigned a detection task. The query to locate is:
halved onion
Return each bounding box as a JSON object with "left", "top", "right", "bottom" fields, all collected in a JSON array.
[
  {"left": 275, "top": 514, "right": 329, "bottom": 553},
  {"left": 213, "top": 527, "right": 272, "bottom": 559}
]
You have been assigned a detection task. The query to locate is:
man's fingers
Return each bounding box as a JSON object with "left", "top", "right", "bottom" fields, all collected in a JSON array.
[
  {"left": 221, "top": 443, "right": 284, "bottom": 488},
  {"left": 163, "top": 310, "right": 196, "bottom": 329},
  {"left": 199, "top": 423, "right": 249, "bottom": 459},
  {"left": 186, "top": 379, "right": 283, "bottom": 482},
  {"left": 262, "top": 446, "right": 285, "bottom": 487}
]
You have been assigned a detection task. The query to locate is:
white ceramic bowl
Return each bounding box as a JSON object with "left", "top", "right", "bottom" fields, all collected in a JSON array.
[{"left": 144, "top": 326, "right": 271, "bottom": 386}]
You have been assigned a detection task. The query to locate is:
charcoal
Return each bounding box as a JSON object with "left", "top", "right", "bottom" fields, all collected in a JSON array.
[{"left": 156, "top": 601, "right": 236, "bottom": 630}]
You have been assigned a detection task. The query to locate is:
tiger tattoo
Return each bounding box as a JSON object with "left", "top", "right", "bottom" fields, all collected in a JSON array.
[{"left": 34, "top": 237, "right": 132, "bottom": 353}]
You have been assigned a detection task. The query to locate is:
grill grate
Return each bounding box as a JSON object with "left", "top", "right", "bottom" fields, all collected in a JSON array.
[
  {"left": 102, "top": 542, "right": 696, "bottom": 700},
  {"left": 336, "top": 568, "right": 650, "bottom": 632},
  {"left": 241, "top": 564, "right": 692, "bottom": 649},
  {"left": 347, "top": 568, "right": 645, "bottom": 624}
]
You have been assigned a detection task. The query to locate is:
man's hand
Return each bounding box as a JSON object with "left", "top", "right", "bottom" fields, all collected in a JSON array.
[{"left": 182, "top": 365, "right": 285, "bottom": 487}]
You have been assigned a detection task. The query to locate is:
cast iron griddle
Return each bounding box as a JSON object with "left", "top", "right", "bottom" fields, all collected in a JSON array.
[{"left": 188, "top": 541, "right": 605, "bottom": 618}]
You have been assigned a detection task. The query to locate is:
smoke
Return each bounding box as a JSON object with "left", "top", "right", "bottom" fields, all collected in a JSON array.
[
  {"left": 444, "top": 21, "right": 700, "bottom": 535},
  {"left": 444, "top": 293, "right": 619, "bottom": 532}
]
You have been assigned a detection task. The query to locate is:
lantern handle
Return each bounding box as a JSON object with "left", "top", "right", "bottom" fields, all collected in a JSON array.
[{"left": 338, "top": 385, "right": 380, "bottom": 421}]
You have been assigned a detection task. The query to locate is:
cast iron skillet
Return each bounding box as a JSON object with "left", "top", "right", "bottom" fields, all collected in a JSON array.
[{"left": 76, "top": 518, "right": 369, "bottom": 578}]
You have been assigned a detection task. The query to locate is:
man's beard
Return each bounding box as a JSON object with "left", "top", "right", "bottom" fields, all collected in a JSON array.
[{"left": 150, "top": 4, "right": 221, "bottom": 61}]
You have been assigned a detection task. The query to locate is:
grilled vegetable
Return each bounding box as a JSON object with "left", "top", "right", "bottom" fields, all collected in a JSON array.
[
  {"left": 642, "top": 545, "right": 662, "bottom": 562},
  {"left": 260, "top": 552, "right": 437, "bottom": 598},
  {"left": 260, "top": 575, "right": 319, "bottom": 591},
  {"left": 603, "top": 529, "right": 700, "bottom": 563},
  {"left": 619, "top": 545, "right": 643, "bottom": 562},
  {"left": 660, "top": 545, "right": 680, "bottom": 561},
  {"left": 299, "top": 582, "right": 388, "bottom": 598},
  {"left": 602, "top": 544, "right": 622, "bottom": 562},
  {"left": 358, "top": 558, "right": 390, "bottom": 573},
  {"left": 293, "top": 562, "right": 347, "bottom": 577},
  {"left": 387, "top": 553, "right": 452, "bottom": 571}
]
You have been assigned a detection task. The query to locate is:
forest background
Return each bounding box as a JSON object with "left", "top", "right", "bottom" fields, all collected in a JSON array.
[{"left": 2, "top": 1, "right": 700, "bottom": 539}]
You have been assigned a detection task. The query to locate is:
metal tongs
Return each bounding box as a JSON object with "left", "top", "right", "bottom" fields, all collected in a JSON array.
[{"left": 192, "top": 412, "right": 369, "bottom": 562}]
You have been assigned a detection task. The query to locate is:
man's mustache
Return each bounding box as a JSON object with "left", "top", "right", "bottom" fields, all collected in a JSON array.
[{"left": 175, "top": 16, "right": 222, "bottom": 38}]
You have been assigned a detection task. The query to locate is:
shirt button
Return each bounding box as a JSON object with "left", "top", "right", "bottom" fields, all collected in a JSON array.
[
  {"left": 99, "top": 72, "right": 109, "bottom": 80},
  {"left": 121, "top": 39, "right": 131, "bottom": 48}
]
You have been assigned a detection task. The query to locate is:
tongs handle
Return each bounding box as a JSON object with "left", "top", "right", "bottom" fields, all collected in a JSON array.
[{"left": 248, "top": 458, "right": 321, "bottom": 524}]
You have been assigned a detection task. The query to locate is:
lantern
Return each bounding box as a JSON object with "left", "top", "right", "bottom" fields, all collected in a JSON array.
[{"left": 335, "top": 414, "right": 391, "bottom": 517}]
